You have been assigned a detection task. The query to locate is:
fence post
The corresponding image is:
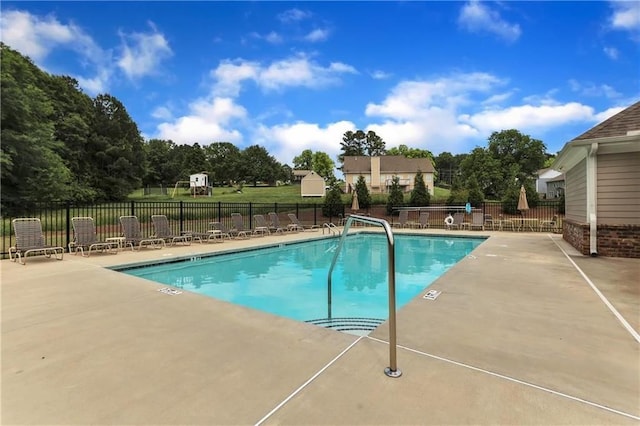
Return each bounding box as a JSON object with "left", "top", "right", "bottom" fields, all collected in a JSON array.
[
  {"left": 179, "top": 201, "right": 184, "bottom": 234},
  {"left": 217, "top": 202, "right": 222, "bottom": 222},
  {"left": 249, "top": 202, "right": 253, "bottom": 230},
  {"left": 130, "top": 200, "right": 135, "bottom": 216},
  {"left": 313, "top": 204, "right": 318, "bottom": 226},
  {"left": 66, "top": 202, "right": 71, "bottom": 253}
]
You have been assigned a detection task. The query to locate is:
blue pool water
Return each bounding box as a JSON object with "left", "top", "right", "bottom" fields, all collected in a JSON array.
[{"left": 120, "top": 233, "right": 484, "bottom": 329}]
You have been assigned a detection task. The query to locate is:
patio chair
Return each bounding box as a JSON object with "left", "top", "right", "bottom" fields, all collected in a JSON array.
[
  {"left": 207, "top": 221, "right": 233, "bottom": 240},
  {"left": 446, "top": 212, "right": 465, "bottom": 230},
  {"left": 393, "top": 210, "right": 415, "bottom": 228},
  {"left": 70, "top": 217, "right": 118, "bottom": 256},
  {"left": 287, "top": 213, "right": 318, "bottom": 232},
  {"left": 9, "top": 218, "right": 64, "bottom": 265},
  {"left": 119, "top": 216, "right": 166, "bottom": 250},
  {"left": 540, "top": 215, "right": 559, "bottom": 233},
  {"left": 267, "top": 212, "right": 286, "bottom": 234},
  {"left": 469, "top": 212, "right": 485, "bottom": 230},
  {"left": 418, "top": 211, "right": 430, "bottom": 228},
  {"left": 253, "top": 214, "right": 271, "bottom": 237},
  {"left": 484, "top": 214, "right": 495, "bottom": 230},
  {"left": 151, "top": 215, "right": 191, "bottom": 246},
  {"left": 230, "top": 213, "right": 251, "bottom": 239}
]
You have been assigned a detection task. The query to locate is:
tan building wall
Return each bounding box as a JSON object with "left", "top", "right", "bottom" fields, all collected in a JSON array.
[
  {"left": 597, "top": 152, "right": 640, "bottom": 225},
  {"left": 564, "top": 159, "right": 587, "bottom": 223}
]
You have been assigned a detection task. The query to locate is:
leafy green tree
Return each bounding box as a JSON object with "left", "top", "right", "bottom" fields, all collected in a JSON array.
[
  {"left": 88, "top": 94, "right": 145, "bottom": 200},
  {"left": 354, "top": 175, "right": 371, "bottom": 209},
  {"left": 387, "top": 144, "right": 434, "bottom": 163},
  {"left": 364, "top": 130, "right": 386, "bottom": 156},
  {"left": 466, "top": 176, "right": 485, "bottom": 207},
  {"left": 322, "top": 182, "right": 344, "bottom": 217},
  {"left": 434, "top": 152, "right": 467, "bottom": 186},
  {"left": 204, "top": 142, "right": 241, "bottom": 186},
  {"left": 1, "top": 43, "right": 72, "bottom": 212},
  {"left": 239, "top": 145, "right": 283, "bottom": 186},
  {"left": 386, "top": 176, "right": 404, "bottom": 215},
  {"left": 459, "top": 147, "right": 502, "bottom": 199},
  {"left": 292, "top": 149, "right": 313, "bottom": 170},
  {"left": 338, "top": 129, "right": 386, "bottom": 165},
  {"left": 487, "top": 129, "right": 547, "bottom": 194},
  {"left": 143, "top": 139, "right": 176, "bottom": 185},
  {"left": 311, "top": 151, "right": 336, "bottom": 180},
  {"left": 293, "top": 149, "right": 335, "bottom": 180},
  {"left": 409, "top": 170, "right": 430, "bottom": 207},
  {"left": 281, "top": 164, "right": 293, "bottom": 183}
]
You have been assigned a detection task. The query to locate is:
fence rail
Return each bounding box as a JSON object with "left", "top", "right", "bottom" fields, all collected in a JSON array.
[{"left": 0, "top": 200, "right": 562, "bottom": 259}]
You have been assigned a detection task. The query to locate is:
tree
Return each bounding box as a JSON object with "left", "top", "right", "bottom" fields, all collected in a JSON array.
[
  {"left": 487, "top": 129, "right": 546, "bottom": 192},
  {"left": 458, "top": 147, "right": 502, "bottom": 199},
  {"left": 338, "top": 129, "right": 386, "bottom": 165},
  {"left": 239, "top": 145, "right": 283, "bottom": 186},
  {"left": 311, "top": 151, "right": 336, "bottom": 180},
  {"left": 386, "top": 176, "right": 404, "bottom": 215},
  {"left": 434, "top": 152, "right": 467, "bottom": 186},
  {"left": 322, "top": 182, "right": 344, "bottom": 217},
  {"left": 1, "top": 44, "right": 72, "bottom": 213},
  {"left": 203, "top": 142, "right": 241, "bottom": 186},
  {"left": 293, "top": 149, "right": 335, "bottom": 180},
  {"left": 354, "top": 175, "right": 371, "bottom": 209},
  {"left": 387, "top": 144, "right": 434, "bottom": 162},
  {"left": 143, "top": 139, "right": 178, "bottom": 185},
  {"left": 409, "top": 170, "right": 430, "bottom": 207},
  {"left": 89, "top": 94, "right": 145, "bottom": 200},
  {"left": 292, "top": 149, "right": 313, "bottom": 170},
  {"left": 364, "top": 130, "right": 386, "bottom": 156}
]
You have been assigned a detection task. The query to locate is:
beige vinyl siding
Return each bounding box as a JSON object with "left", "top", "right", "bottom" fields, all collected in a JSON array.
[
  {"left": 597, "top": 152, "right": 640, "bottom": 225},
  {"left": 565, "top": 159, "right": 587, "bottom": 223}
]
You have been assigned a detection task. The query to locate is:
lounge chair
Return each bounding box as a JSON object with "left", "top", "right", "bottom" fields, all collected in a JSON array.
[
  {"left": 393, "top": 210, "right": 415, "bottom": 228},
  {"left": 151, "top": 215, "right": 191, "bottom": 246},
  {"left": 208, "top": 221, "right": 233, "bottom": 240},
  {"left": 267, "top": 212, "right": 286, "bottom": 234},
  {"left": 287, "top": 213, "right": 318, "bottom": 232},
  {"left": 469, "top": 212, "right": 485, "bottom": 230},
  {"left": 230, "top": 213, "right": 251, "bottom": 239},
  {"left": 70, "top": 217, "right": 118, "bottom": 256},
  {"left": 446, "top": 212, "right": 465, "bottom": 230},
  {"left": 253, "top": 214, "right": 271, "bottom": 237},
  {"left": 119, "top": 216, "right": 166, "bottom": 250},
  {"left": 540, "top": 215, "right": 559, "bottom": 232},
  {"left": 10, "top": 218, "right": 64, "bottom": 264},
  {"left": 418, "top": 211, "right": 430, "bottom": 228},
  {"left": 484, "top": 214, "right": 495, "bottom": 230}
]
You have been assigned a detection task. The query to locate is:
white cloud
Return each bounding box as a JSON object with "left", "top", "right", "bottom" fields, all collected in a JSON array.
[
  {"left": 458, "top": 1, "right": 521, "bottom": 43},
  {"left": 155, "top": 97, "right": 247, "bottom": 145},
  {"left": 151, "top": 106, "right": 173, "bottom": 120},
  {"left": 277, "top": 8, "right": 312, "bottom": 23},
  {"left": 370, "top": 70, "right": 392, "bottom": 80},
  {"left": 304, "top": 28, "right": 330, "bottom": 42},
  {"left": 603, "top": 46, "right": 619, "bottom": 59},
  {"left": 253, "top": 120, "right": 355, "bottom": 165},
  {"left": 212, "top": 55, "right": 357, "bottom": 95},
  {"left": 594, "top": 106, "right": 625, "bottom": 122},
  {"left": 117, "top": 23, "right": 173, "bottom": 79},
  {"left": 608, "top": 1, "right": 640, "bottom": 31},
  {"left": 568, "top": 79, "right": 622, "bottom": 99},
  {"left": 482, "top": 92, "right": 514, "bottom": 105},
  {"left": 0, "top": 9, "right": 110, "bottom": 94},
  {"left": 248, "top": 31, "right": 283, "bottom": 44},
  {"left": 459, "top": 103, "right": 595, "bottom": 136}
]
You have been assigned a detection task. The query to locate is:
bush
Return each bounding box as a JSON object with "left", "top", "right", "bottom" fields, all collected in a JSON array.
[
  {"left": 386, "top": 176, "right": 404, "bottom": 215},
  {"left": 354, "top": 175, "right": 371, "bottom": 209},
  {"left": 322, "top": 184, "right": 344, "bottom": 217},
  {"left": 409, "top": 170, "right": 430, "bottom": 207}
]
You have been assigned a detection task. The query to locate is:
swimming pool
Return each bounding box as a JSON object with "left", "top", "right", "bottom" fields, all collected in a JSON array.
[{"left": 119, "top": 233, "right": 484, "bottom": 333}]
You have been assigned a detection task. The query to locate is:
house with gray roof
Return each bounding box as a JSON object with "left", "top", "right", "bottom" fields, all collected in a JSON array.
[
  {"left": 342, "top": 156, "right": 435, "bottom": 195},
  {"left": 553, "top": 100, "right": 640, "bottom": 258}
]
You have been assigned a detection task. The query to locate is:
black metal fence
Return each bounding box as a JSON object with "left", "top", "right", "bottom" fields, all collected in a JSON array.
[{"left": 1, "top": 200, "right": 563, "bottom": 259}]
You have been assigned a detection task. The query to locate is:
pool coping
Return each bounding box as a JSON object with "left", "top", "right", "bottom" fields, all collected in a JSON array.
[{"left": 2, "top": 227, "right": 639, "bottom": 425}]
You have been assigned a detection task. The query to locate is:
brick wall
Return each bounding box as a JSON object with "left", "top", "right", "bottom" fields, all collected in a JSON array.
[{"left": 563, "top": 219, "right": 640, "bottom": 258}]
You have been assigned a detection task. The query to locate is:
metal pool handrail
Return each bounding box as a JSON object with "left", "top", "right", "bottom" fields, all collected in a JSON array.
[{"left": 327, "top": 214, "right": 402, "bottom": 378}]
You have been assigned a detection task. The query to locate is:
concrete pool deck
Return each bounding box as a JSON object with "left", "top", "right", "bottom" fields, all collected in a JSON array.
[{"left": 2, "top": 228, "right": 639, "bottom": 425}]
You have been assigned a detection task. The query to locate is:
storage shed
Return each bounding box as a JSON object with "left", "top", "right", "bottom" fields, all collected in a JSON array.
[{"left": 301, "top": 171, "right": 326, "bottom": 197}]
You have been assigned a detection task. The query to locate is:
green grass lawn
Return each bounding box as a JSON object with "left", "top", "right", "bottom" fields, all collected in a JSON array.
[{"left": 130, "top": 184, "right": 451, "bottom": 203}]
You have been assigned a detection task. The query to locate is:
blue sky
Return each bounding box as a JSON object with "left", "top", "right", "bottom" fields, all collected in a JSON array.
[{"left": 2, "top": 1, "right": 639, "bottom": 166}]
